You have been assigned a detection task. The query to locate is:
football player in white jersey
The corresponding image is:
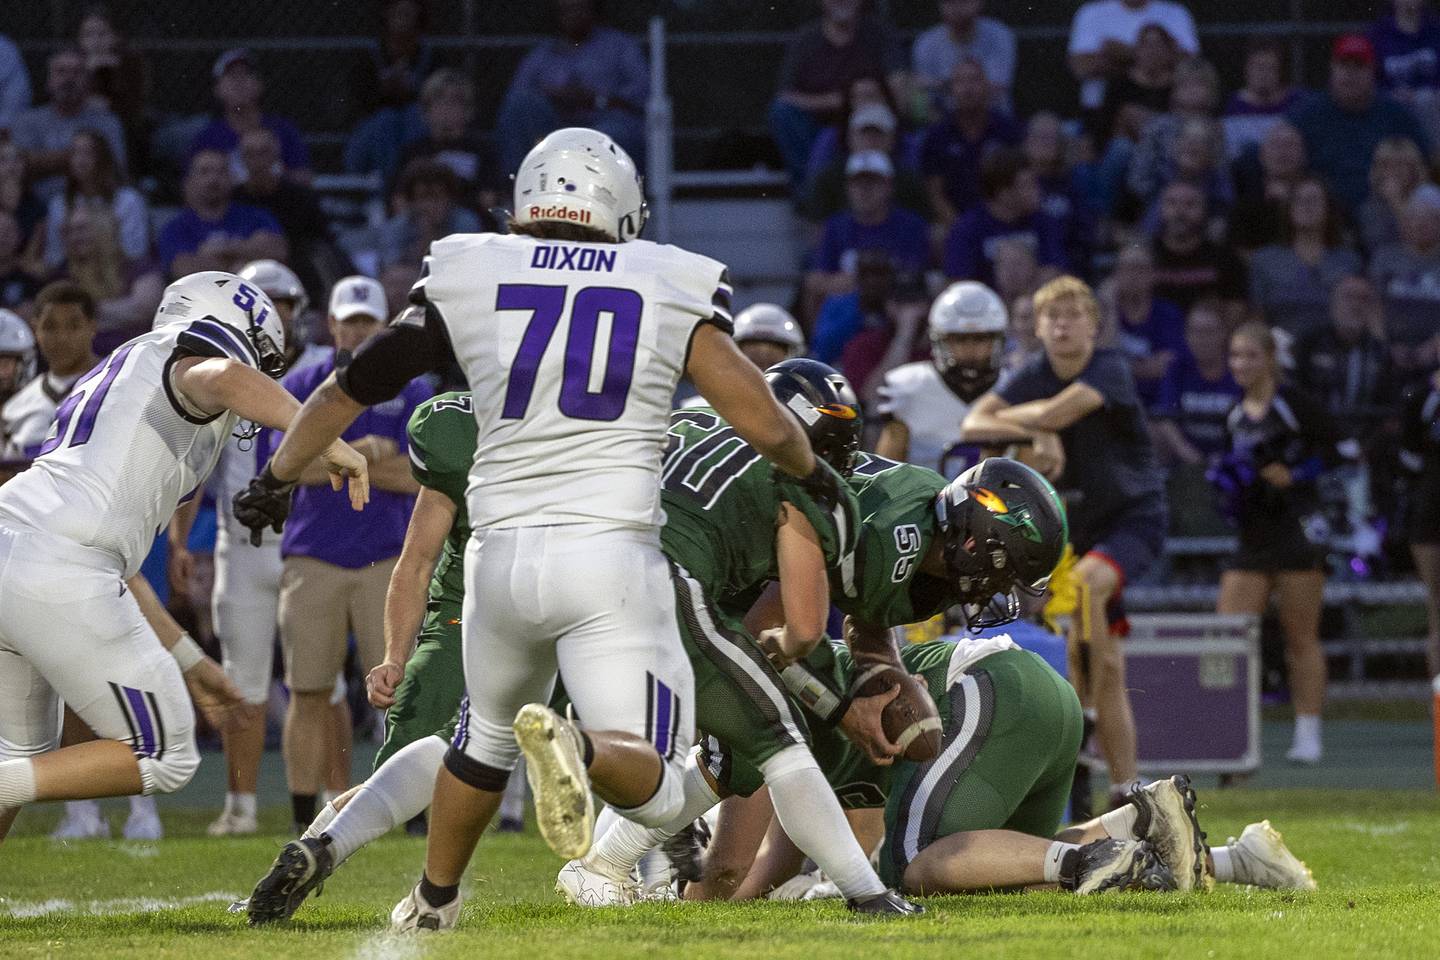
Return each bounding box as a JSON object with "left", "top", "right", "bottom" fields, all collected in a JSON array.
[
  {"left": 875, "top": 281, "right": 1007, "bottom": 477},
  {"left": 0, "top": 271, "right": 369, "bottom": 843},
  {"left": 0, "top": 283, "right": 98, "bottom": 465},
  {"left": 232, "top": 127, "right": 848, "bottom": 931}
]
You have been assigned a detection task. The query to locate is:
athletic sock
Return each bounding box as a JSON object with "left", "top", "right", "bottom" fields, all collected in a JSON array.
[
  {"left": 232, "top": 792, "right": 257, "bottom": 819},
  {"left": 589, "top": 756, "right": 719, "bottom": 878},
  {"left": 1044, "top": 841, "right": 1082, "bottom": 883},
  {"left": 1211, "top": 845, "right": 1236, "bottom": 883},
  {"left": 325, "top": 737, "right": 448, "bottom": 864},
  {"left": 0, "top": 758, "right": 37, "bottom": 807},
  {"left": 291, "top": 792, "right": 317, "bottom": 828},
  {"left": 1100, "top": 803, "right": 1140, "bottom": 840},
  {"left": 767, "top": 764, "right": 885, "bottom": 899},
  {"left": 301, "top": 801, "right": 339, "bottom": 841},
  {"left": 128, "top": 794, "right": 157, "bottom": 816},
  {"left": 418, "top": 872, "right": 458, "bottom": 908}
]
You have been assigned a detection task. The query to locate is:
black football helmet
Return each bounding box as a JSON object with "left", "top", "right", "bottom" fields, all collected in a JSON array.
[
  {"left": 764, "top": 358, "right": 863, "bottom": 477},
  {"left": 935, "top": 457, "right": 1068, "bottom": 630}
]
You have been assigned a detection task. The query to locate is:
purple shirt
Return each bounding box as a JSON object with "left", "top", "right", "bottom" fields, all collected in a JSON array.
[
  {"left": 276, "top": 356, "right": 431, "bottom": 569},
  {"left": 156, "top": 202, "right": 282, "bottom": 276},
  {"left": 1151, "top": 350, "right": 1242, "bottom": 458},
  {"left": 812, "top": 207, "right": 930, "bottom": 275},
  {"left": 1371, "top": 13, "right": 1440, "bottom": 94},
  {"left": 190, "top": 114, "right": 311, "bottom": 175},
  {"left": 919, "top": 111, "right": 1024, "bottom": 214},
  {"left": 942, "top": 206, "right": 1068, "bottom": 283}
]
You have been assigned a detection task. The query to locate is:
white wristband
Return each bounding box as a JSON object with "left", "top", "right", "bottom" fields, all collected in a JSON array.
[{"left": 170, "top": 633, "right": 205, "bottom": 673}]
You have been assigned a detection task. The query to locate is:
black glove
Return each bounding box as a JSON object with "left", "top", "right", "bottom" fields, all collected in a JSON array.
[{"left": 233, "top": 465, "right": 296, "bottom": 547}]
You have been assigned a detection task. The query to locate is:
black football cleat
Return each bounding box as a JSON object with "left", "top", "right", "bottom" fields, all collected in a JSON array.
[
  {"left": 247, "top": 835, "right": 335, "bottom": 924},
  {"left": 1061, "top": 838, "right": 1177, "bottom": 895},
  {"left": 846, "top": 888, "right": 925, "bottom": 915}
]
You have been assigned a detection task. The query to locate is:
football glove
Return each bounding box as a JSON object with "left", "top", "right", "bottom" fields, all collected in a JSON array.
[
  {"left": 233, "top": 465, "right": 296, "bottom": 547},
  {"left": 787, "top": 458, "right": 848, "bottom": 515}
]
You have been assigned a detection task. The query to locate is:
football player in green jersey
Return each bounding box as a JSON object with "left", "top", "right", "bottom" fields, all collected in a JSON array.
[
  {"left": 725, "top": 630, "right": 1314, "bottom": 898},
  {"left": 248, "top": 361, "right": 925, "bottom": 920},
  {"left": 560, "top": 360, "right": 920, "bottom": 915}
]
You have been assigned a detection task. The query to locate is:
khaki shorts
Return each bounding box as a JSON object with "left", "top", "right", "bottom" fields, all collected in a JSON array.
[{"left": 279, "top": 554, "right": 396, "bottom": 692}]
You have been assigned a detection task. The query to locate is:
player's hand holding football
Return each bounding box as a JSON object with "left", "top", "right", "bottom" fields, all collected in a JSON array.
[
  {"left": 839, "top": 682, "right": 904, "bottom": 766},
  {"left": 183, "top": 656, "right": 248, "bottom": 731},
  {"left": 322, "top": 438, "right": 371, "bottom": 510},
  {"left": 366, "top": 660, "right": 404, "bottom": 709}
]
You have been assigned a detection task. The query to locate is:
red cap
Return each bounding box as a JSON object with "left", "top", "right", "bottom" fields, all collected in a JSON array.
[{"left": 1332, "top": 33, "right": 1375, "bottom": 66}]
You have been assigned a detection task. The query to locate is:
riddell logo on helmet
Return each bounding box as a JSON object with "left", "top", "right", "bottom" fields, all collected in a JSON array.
[{"left": 529, "top": 205, "right": 591, "bottom": 224}]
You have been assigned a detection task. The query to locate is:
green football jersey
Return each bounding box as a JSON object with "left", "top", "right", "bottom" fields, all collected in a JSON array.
[
  {"left": 832, "top": 453, "right": 956, "bottom": 628},
  {"left": 660, "top": 407, "right": 858, "bottom": 607},
  {"left": 406, "top": 391, "right": 477, "bottom": 610}
]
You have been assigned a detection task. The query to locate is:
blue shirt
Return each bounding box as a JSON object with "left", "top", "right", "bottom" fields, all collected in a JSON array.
[
  {"left": 275, "top": 355, "right": 431, "bottom": 569},
  {"left": 1370, "top": 13, "right": 1440, "bottom": 95},
  {"left": 919, "top": 110, "right": 1023, "bottom": 214},
  {"left": 1151, "top": 351, "right": 1242, "bottom": 458},
  {"left": 1288, "top": 91, "right": 1430, "bottom": 210},
  {"left": 942, "top": 206, "right": 1068, "bottom": 284},
  {"left": 812, "top": 207, "right": 930, "bottom": 275},
  {"left": 811, "top": 291, "right": 887, "bottom": 365},
  {"left": 156, "top": 202, "right": 283, "bottom": 276}
]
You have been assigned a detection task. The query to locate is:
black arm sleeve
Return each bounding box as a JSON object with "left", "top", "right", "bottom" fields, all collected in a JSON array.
[{"left": 335, "top": 298, "right": 455, "bottom": 405}]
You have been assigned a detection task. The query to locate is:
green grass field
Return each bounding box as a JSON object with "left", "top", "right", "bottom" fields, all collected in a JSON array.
[{"left": 4, "top": 787, "right": 1440, "bottom": 960}]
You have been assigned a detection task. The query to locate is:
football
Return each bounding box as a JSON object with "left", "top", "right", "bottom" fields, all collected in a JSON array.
[{"left": 844, "top": 617, "right": 943, "bottom": 762}]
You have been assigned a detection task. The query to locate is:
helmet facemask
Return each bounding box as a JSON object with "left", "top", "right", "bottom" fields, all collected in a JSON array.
[{"left": 932, "top": 332, "right": 1003, "bottom": 401}]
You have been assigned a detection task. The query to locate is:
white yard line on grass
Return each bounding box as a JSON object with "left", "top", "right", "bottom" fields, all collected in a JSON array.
[
  {"left": 349, "top": 930, "right": 429, "bottom": 960},
  {"left": 0, "top": 891, "right": 240, "bottom": 918}
]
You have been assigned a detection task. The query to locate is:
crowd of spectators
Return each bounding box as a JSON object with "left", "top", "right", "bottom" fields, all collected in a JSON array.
[{"left": 762, "top": 0, "right": 1440, "bottom": 584}]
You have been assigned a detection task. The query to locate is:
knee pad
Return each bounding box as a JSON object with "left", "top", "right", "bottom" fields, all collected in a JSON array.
[
  {"left": 443, "top": 745, "right": 511, "bottom": 792},
  {"left": 757, "top": 743, "right": 819, "bottom": 784},
  {"left": 137, "top": 735, "right": 200, "bottom": 795},
  {"left": 613, "top": 762, "right": 686, "bottom": 828}
]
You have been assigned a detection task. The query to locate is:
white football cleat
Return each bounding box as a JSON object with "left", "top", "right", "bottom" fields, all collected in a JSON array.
[
  {"left": 206, "top": 810, "right": 259, "bottom": 836},
  {"left": 390, "top": 883, "right": 463, "bottom": 932},
  {"left": 513, "top": 703, "right": 594, "bottom": 860},
  {"left": 555, "top": 860, "right": 639, "bottom": 907},
  {"left": 52, "top": 800, "right": 109, "bottom": 840},
  {"left": 1285, "top": 740, "right": 1322, "bottom": 764},
  {"left": 1227, "top": 821, "right": 1317, "bottom": 891}
]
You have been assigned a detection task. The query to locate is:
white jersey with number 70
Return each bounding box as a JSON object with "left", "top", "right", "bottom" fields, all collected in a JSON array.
[{"left": 414, "top": 232, "right": 733, "bottom": 532}]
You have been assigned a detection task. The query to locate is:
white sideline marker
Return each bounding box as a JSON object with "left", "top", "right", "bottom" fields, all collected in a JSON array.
[{"left": 0, "top": 891, "right": 240, "bottom": 918}]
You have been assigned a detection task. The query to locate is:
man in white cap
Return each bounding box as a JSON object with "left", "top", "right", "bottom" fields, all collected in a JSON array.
[
  {"left": 273, "top": 275, "right": 431, "bottom": 834},
  {"left": 803, "top": 148, "right": 931, "bottom": 320}
]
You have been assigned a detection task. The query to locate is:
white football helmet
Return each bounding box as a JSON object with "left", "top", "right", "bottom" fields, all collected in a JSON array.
[
  {"left": 154, "top": 271, "right": 288, "bottom": 378},
  {"left": 733, "top": 303, "right": 805, "bottom": 358},
  {"left": 238, "top": 258, "right": 309, "bottom": 318},
  {"left": 928, "top": 281, "right": 1007, "bottom": 394},
  {"left": 512, "top": 127, "right": 647, "bottom": 242},
  {"left": 0, "top": 308, "right": 35, "bottom": 393}
]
